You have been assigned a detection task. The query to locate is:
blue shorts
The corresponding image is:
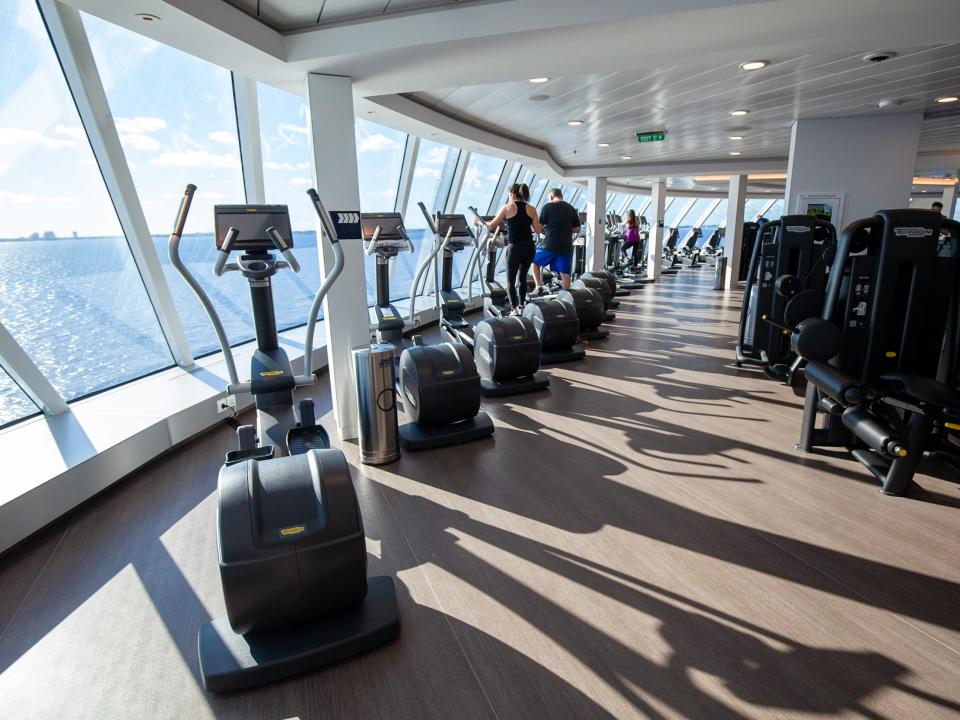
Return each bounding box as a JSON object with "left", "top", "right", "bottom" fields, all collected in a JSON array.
[{"left": 534, "top": 249, "right": 573, "bottom": 275}]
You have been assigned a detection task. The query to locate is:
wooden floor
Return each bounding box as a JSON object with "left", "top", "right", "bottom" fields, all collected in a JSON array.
[{"left": 2, "top": 270, "right": 959, "bottom": 720}]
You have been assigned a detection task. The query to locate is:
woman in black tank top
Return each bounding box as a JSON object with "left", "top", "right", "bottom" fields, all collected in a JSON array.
[{"left": 480, "top": 183, "right": 543, "bottom": 312}]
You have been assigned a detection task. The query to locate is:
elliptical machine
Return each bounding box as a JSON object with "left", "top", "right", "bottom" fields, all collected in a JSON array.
[
  {"left": 361, "top": 211, "right": 416, "bottom": 360},
  {"left": 415, "top": 204, "right": 548, "bottom": 397},
  {"left": 169, "top": 185, "right": 399, "bottom": 693}
]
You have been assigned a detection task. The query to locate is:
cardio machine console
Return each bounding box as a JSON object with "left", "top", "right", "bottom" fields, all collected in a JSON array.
[
  {"left": 215, "top": 205, "right": 293, "bottom": 251},
  {"left": 360, "top": 212, "right": 410, "bottom": 256},
  {"left": 436, "top": 213, "right": 475, "bottom": 251}
]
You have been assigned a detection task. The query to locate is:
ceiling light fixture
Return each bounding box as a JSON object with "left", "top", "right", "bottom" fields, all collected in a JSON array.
[
  {"left": 729, "top": 135, "right": 744, "bottom": 140},
  {"left": 567, "top": 120, "right": 584, "bottom": 127},
  {"left": 529, "top": 77, "right": 550, "bottom": 83},
  {"left": 912, "top": 176, "right": 959, "bottom": 186},
  {"left": 620, "top": 155, "right": 632, "bottom": 160},
  {"left": 598, "top": 142, "right": 611, "bottom": 148},
  {"left": 693, "top": 173, "right": 787, "bottom": 182},
  {"left": 740, "top": 60, "right": 768, "bottom": 71},
  {"left": 936, "top": 95, "right": 959, "bottom": 103},
  {"left": 135, "top": 12, "right": 160, "bottom": 22},
  {"left": 729, "top": 151, "right": 742, "bottom": 156},
  {"left": 729, "top": 109, "right": 750, "bottom": 116}
]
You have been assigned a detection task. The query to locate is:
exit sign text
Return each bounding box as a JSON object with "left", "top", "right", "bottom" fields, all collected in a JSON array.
[{"left": 636, "top": 131, "right": 666, "bottom": 143}]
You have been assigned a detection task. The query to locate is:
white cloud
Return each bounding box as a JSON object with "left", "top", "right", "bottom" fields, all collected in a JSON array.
[
  {"left": 208, "top": 130, "right": 235, "bottom": 145},
  {"left": 0, "top": 127, "right": 76, "bottom": 150},
  {"left": 422, "top": 147, "right": 447, "bottom": 164},
  {"left": 150, "top": 150, "right": 240, "bottom": 169},
  {"left": 265, "top": 161, "right": 310, "bottom": 171},
  {"left": 414, "top": 167, "right": 440, "bottom": 179},
  {"left": 357, "top": 133, "right": 400, "bottom": 154},
  {"left": 115, "top": 116, "right": 167, "bottom": 134},
  {"left": 120, "top": 133, "right": 161, "bottom": 152},
  {"left": 53, "top": 124, "right": 86, "bottom": 141},
  {"left": 277, "top": 122, "right": 308, "bottom": 144},
  {"left": 0, "top": 190, "right": 72, "bottom": 205},
  {"left": 288, "top": 177, "right": 311, "bottom": 187}
]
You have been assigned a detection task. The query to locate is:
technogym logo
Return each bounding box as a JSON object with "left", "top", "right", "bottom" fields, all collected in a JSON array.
[
  {"left": 893, "top": 227, "right": 934, "bottom": 238},
  {"left": 786, "top": 226, "right": 811, "bottom": 232}
]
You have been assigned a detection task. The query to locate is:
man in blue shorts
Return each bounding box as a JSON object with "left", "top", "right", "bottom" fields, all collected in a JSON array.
[{"left": 531, "top": 188, "right": 580, "bottom": 295}]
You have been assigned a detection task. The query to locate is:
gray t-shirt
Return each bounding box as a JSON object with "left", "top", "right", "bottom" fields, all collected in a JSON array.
[{"left": 538, "top": 200, "right": 581, "bottom": 254}]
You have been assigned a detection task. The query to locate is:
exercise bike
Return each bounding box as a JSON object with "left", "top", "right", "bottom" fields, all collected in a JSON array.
[{"left": 169, "top": 185, "right": 399, "bottom": 692}]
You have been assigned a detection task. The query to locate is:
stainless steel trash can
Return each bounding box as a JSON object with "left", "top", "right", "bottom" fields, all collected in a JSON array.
[
  {"left": 353, "top": 343, "right": 400, "bottom": 465},
  {"left": 713, "top": 256, "right": 728, "bottom": 291}
]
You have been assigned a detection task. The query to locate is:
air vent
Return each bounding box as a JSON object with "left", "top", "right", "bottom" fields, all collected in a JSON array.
[
  {"left": 529, "top": 94, "right": 550, "bottom": 102},
  {"left": 863, "top": 51, "right": 897, "bottom": 63}
]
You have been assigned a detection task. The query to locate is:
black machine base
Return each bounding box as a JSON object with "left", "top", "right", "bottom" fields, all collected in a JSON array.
[
  {"left": 480, "top": 371, "right": 550, "bottom": 397},
  {"left": 399, "top": 412, "right": 494, "bottom": 450},
  {"left": 198, "top": 576, "right": 400, "bottom": 693},
  {"left": 613, "top": 288, "right": 631, "bottom": 296},
  {"left": 580, "top": 329, "right": 609, "bottom": 341},
  {"left": 539, "top": 345, "right": 586, "bottom": 364}
]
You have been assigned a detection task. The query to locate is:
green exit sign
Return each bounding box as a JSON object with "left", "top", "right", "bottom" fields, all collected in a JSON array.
[{"left": 636, "top": 130, "right": 666, "bottom": 143}]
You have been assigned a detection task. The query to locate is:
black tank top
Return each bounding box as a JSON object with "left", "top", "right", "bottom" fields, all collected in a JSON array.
[{"left": 505, "top": 201, "right": 534, "bottom": 246}]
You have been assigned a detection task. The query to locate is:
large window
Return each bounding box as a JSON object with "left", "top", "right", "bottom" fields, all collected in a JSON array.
[
  {"left": 399, "top": 139, "right": 451, "bottom": 301},
  {"left": 455, "top": 154, "right": 505, "bottom": 218},
  {"left": 744, "top": 198, "right": 770, "bottom": 221},
  {"left": 703, "top": 198, "right": 728, "bottom": 227},
  {"left": 664, "top": 198, "right": 692, "bottom": 228},
  {"left": 0, "top": 1, "right": 173, "bottom": 403},
  {"left": 84, "top": 12, "right": 249, "bottom": 357},
  {"left": 767, "top": 198, "right": 785, "bottom": 218},
  {"left": 0, "top": 367, "right": 39, "bottom": 428}
]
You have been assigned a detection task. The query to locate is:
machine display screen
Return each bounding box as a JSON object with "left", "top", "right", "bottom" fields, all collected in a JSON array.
[
  {"left": 214, "top": 205, "right": 292, "bottom": 251},
  {"left": 436, "top": 214, "right": 474, "bottom": 239},
  {"left": 578, "top": 212, "right": 587, "bottom": 225},
  {"left": 360, "top": 213, "right": 407, "bottom": 240}
]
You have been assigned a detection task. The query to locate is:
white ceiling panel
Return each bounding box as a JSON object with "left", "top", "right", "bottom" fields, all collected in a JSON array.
[{"left": 223, "top": 0, "right": 494, "bottom": 30}]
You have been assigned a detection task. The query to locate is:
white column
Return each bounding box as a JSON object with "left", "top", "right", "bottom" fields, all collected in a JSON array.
[
  {"left": 647, "top": 178, "right": 666, "bottom": 281},
  {"left": 942, "top": 182, "right": 958, "bottom": 218},
  {"left": 39, "top": 0, "right": 193, "bottom": 367},
  {"left": 394, "top": 136, "right": 419, "bottom": 216},
  {"left": 784, "top": 114, "right": 922, "bottom": 228},
  {"left": 585, "top": 177, "right": 607, "bottom": 271},
  {"left": 724, "top": 174, "right": 747, "bottom": 287},
  {"left": 305, "top": 74, "right": 368, "bottom": 440},
  {"left": 232, "top": 74, "right": 265, "bottom": 204}
]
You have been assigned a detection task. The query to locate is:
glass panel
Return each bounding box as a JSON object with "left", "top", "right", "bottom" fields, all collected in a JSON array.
[
  {"left": 0, "top": 2, "right": 173, "bottom": 402},
  {"left": 530, "top": 177, "right": 550, "bottom": 207},
  {"left": 744, "top": 198, "right": 769, "bottom": 221},
  {"left": 663, "top": 198, "right": 691, "bottom": 228},
  {"left": 703, "top": 198, "right": 728, "bottom": 227},
  {"left": 607, "top": 193, "right": 624, "bottom": 214},
  {"left": 454, "top": 153, "right": 505, "bottom": 217},
  {"left": 767, "top": 198, "right": 784, "bottom": 218},
  {"left": 256, "top": 83, "right": 325, "bottom": 325},
  {"left": 400, "top": 139, "right": 451, "bottom": 301},
  {"left": 0, "top": 366, "right": 39, "bottom": 427},
  {"left": 84, "top": 12, "right": 248, "bottom": 356}
]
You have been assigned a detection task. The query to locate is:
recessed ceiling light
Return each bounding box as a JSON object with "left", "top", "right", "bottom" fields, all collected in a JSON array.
[
  {"left": 740, "top": 60, "right": 768, "bottom": 71},
  {"left": 620, "top": 155, "right": 632, "bottom": 160},
  {"left": 729, "top": 151, "right": 742, "bottom": 156},
  {"left": 529, "top": 77, "right": 550, "bottom": 83},
  {"left": 729, "top": 135, "right": 744, "bottom": 140},
  {"left": 529, "top": 94, "right": 550, "bottom": 102},
  {"left": 567, "top": 120, "right": 584, "bottom": 127},
  {"left": 366, "top": 110, "right": 374, "bottom": 115},
  {"left": 597, "top": 142, "right": 610, "bottom": 148},
  {"left": 135, "top": 12, "right": 160, "bottom": 22},
  {"left": 729, "top": 109, "right": 750, "bottom": 116},
  {"left": 936, "top": 95, "right": 959, "bottom": 103}
]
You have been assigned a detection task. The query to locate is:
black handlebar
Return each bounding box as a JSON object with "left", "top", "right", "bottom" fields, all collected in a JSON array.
[{"left": 173, "top": 184, "right": 196, "bottom": 237}]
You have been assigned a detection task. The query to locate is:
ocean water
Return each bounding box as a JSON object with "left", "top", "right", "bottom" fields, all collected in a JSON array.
[{"left": 0, "top": 226, "right": 479, "bottom": 426}]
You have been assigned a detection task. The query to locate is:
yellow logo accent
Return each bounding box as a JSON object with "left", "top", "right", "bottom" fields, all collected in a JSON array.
[
  {"left": 383, "top": 315, "right": 396, "bottom": 320},
  {"left": 511, "top": 335, "right": 524, "bottom": 340},
  {"left": 945, "top": 422, "right": 960, "bottom": 431},
  {"left": 280, "top": 525, "right": 305, "bottom": 536},
  {"left": 441, "top": 369, "right": 455, "bottom": 375},
  {"left": 259, "top": 370, "right": 284, "bottom": 377},
  {"left": 897, "top": 449, "right": 908, "bottom": 457},
  {"left": 885, "top": 351, "right": 897, "bottom": 358}
]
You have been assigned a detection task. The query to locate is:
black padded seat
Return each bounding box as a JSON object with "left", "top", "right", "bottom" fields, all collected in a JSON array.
[{"left": 878, "top": 373, "right": 960, "bottom": 408}]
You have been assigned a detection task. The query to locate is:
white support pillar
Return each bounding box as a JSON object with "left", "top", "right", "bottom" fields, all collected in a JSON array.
[
  {"left": 305, "top": 74, "right": 368, "bottom": 440},
  {"left": 785, "top": 114, "right": 922, "bottom": 228},
  {"left": 647, "top": 178, "right": 667, "bottom": 281},
  {"left": 585, "top": 177, "right": 607, "bottom": 272},
  {"left": 444, "top": 150, "right": 471, "bottom": 213},
  {"left": 394, "top": 136, "right": 419, "bottom": 216},
  {"left": 0, "top": 320, "right": 68, "bottom": 415},
  {"left": 232, "top": 73, "right": 265, "bottom": 204},
  {"left": 724, "top": 174, "right": 748, "bottom": 287},
  {"left": 39, "top": 0, "right": 194, "bottom": 367},
  {"left": 942, "top": 182, "right": 958, "bottom": 218}
]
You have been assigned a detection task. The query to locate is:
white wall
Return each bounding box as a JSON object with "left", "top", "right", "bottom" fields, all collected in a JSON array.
[{"left": 784, "top": 113, "right": 923, "bottom": 229}]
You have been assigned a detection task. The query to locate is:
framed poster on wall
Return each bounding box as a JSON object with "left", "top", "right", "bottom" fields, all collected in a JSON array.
[{"left": 796, "top": 192, "right": 845, "bottom": 229}]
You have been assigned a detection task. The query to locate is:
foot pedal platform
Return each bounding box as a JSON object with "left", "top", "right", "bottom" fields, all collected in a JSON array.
[
  {"left": 399, "top": 412, "right": 494, "bottom": 450},
  {"left": 480, "top": 371, "right": 550, "bottom": 398},
  {"left": 287, "top": 425, "right": 330, "bottom": 454},
  {"left": 198, "top": 576, "right": 399, "bottom": 693}
]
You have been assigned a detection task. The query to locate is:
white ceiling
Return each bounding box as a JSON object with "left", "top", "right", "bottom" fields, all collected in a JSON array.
[
  {"left": 222, "top": 0, "right": 495, "bottom": 31},
  {"left": 66, "top": 0, "right": 960, "bottom": 182}
]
